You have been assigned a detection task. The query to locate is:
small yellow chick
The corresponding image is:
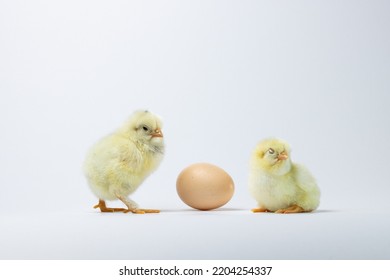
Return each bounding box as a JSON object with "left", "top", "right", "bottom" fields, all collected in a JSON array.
[
  {"left": 249, "top": 138, "right": 320, "bottom": 214},
  {"left": 84, "top": 110, "right": 164, "bottom": 214}
]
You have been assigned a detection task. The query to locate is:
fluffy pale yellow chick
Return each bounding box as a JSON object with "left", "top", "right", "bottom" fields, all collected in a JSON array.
[
  {"left": 249, "top": 138, "right": 320, "bottom": 214},
  {"left": 84, "top": 110, "right": 164, "bottom": 214}
]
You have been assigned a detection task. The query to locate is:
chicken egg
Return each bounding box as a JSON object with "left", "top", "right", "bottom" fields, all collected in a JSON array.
[{"left": 176, "top": 163, "right": 234, "bottom": 210}]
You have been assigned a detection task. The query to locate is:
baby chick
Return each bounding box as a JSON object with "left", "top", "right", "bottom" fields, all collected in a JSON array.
[
  {"left": 84, "top": 110, "right": 164, "bottom": 214},
  {"left": 249, "top": 138, "right": 320, "bottom": 214}
]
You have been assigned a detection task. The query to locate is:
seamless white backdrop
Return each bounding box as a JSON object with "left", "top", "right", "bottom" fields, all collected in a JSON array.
[{"left": 1, "top": 0, "right": 390, "bottom": 259}]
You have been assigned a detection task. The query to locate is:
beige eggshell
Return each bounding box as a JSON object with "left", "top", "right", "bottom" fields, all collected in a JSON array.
[{"left": 176, "top": 163, "right": 235, "bottom": 210}]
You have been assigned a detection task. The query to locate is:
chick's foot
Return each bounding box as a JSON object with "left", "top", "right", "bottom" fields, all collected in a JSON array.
[
  {"left": 93, "top": 200, "right": 126, "bottom": 212},
  {"left": 251, "top": 207, "right": 270, "bottom": 213},
  {"left": 275, "top": 205, "right": 304, "bottom": 214},
  {"left": 123, "top": 209, "right": 160, "bottom": 214}
]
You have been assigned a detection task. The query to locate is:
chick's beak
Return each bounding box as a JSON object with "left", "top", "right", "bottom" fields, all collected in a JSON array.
[
  {"left": 277, "top": 152, "right": 288, "bottom": 161},
  {"left": 151, "top": 129, "right": 163, "bottom": 138}
]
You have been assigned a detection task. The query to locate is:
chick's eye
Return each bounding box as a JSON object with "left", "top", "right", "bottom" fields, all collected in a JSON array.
[
  {"left": 268, "top": 148, "right": 275, "bottom": 154},
  {"left": 142, "top": 126, "right": 149, "bottom": 132}
]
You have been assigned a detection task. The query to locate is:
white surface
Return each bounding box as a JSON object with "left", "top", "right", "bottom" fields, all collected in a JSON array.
[
  {"left": 1, "top": 209, "right": 389, "bottom": 259},
  {"left": 1, "top": 0, "right": 390, "bottom": 259}
]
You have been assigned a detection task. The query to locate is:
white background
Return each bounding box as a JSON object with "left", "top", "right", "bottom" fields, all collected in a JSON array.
[{"left": 1, "top": 0, "right": 389, "bottom": 259}]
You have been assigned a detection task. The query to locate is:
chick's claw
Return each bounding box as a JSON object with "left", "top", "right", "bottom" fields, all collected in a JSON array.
[
  {"left": 275, "top": 205, "right": 304, "bottom": 214},
  {"left": 93, "top": 200, "right": 126, "bottom": 212},
  {"left": 251, "top": 207, "right": 270, "bottom": 213},
  {"left": 123, "top": 209, "right": 160, "bottom": 214},
  {"left": 140, "top": 209, "right": 160, "bottom": 213}
]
